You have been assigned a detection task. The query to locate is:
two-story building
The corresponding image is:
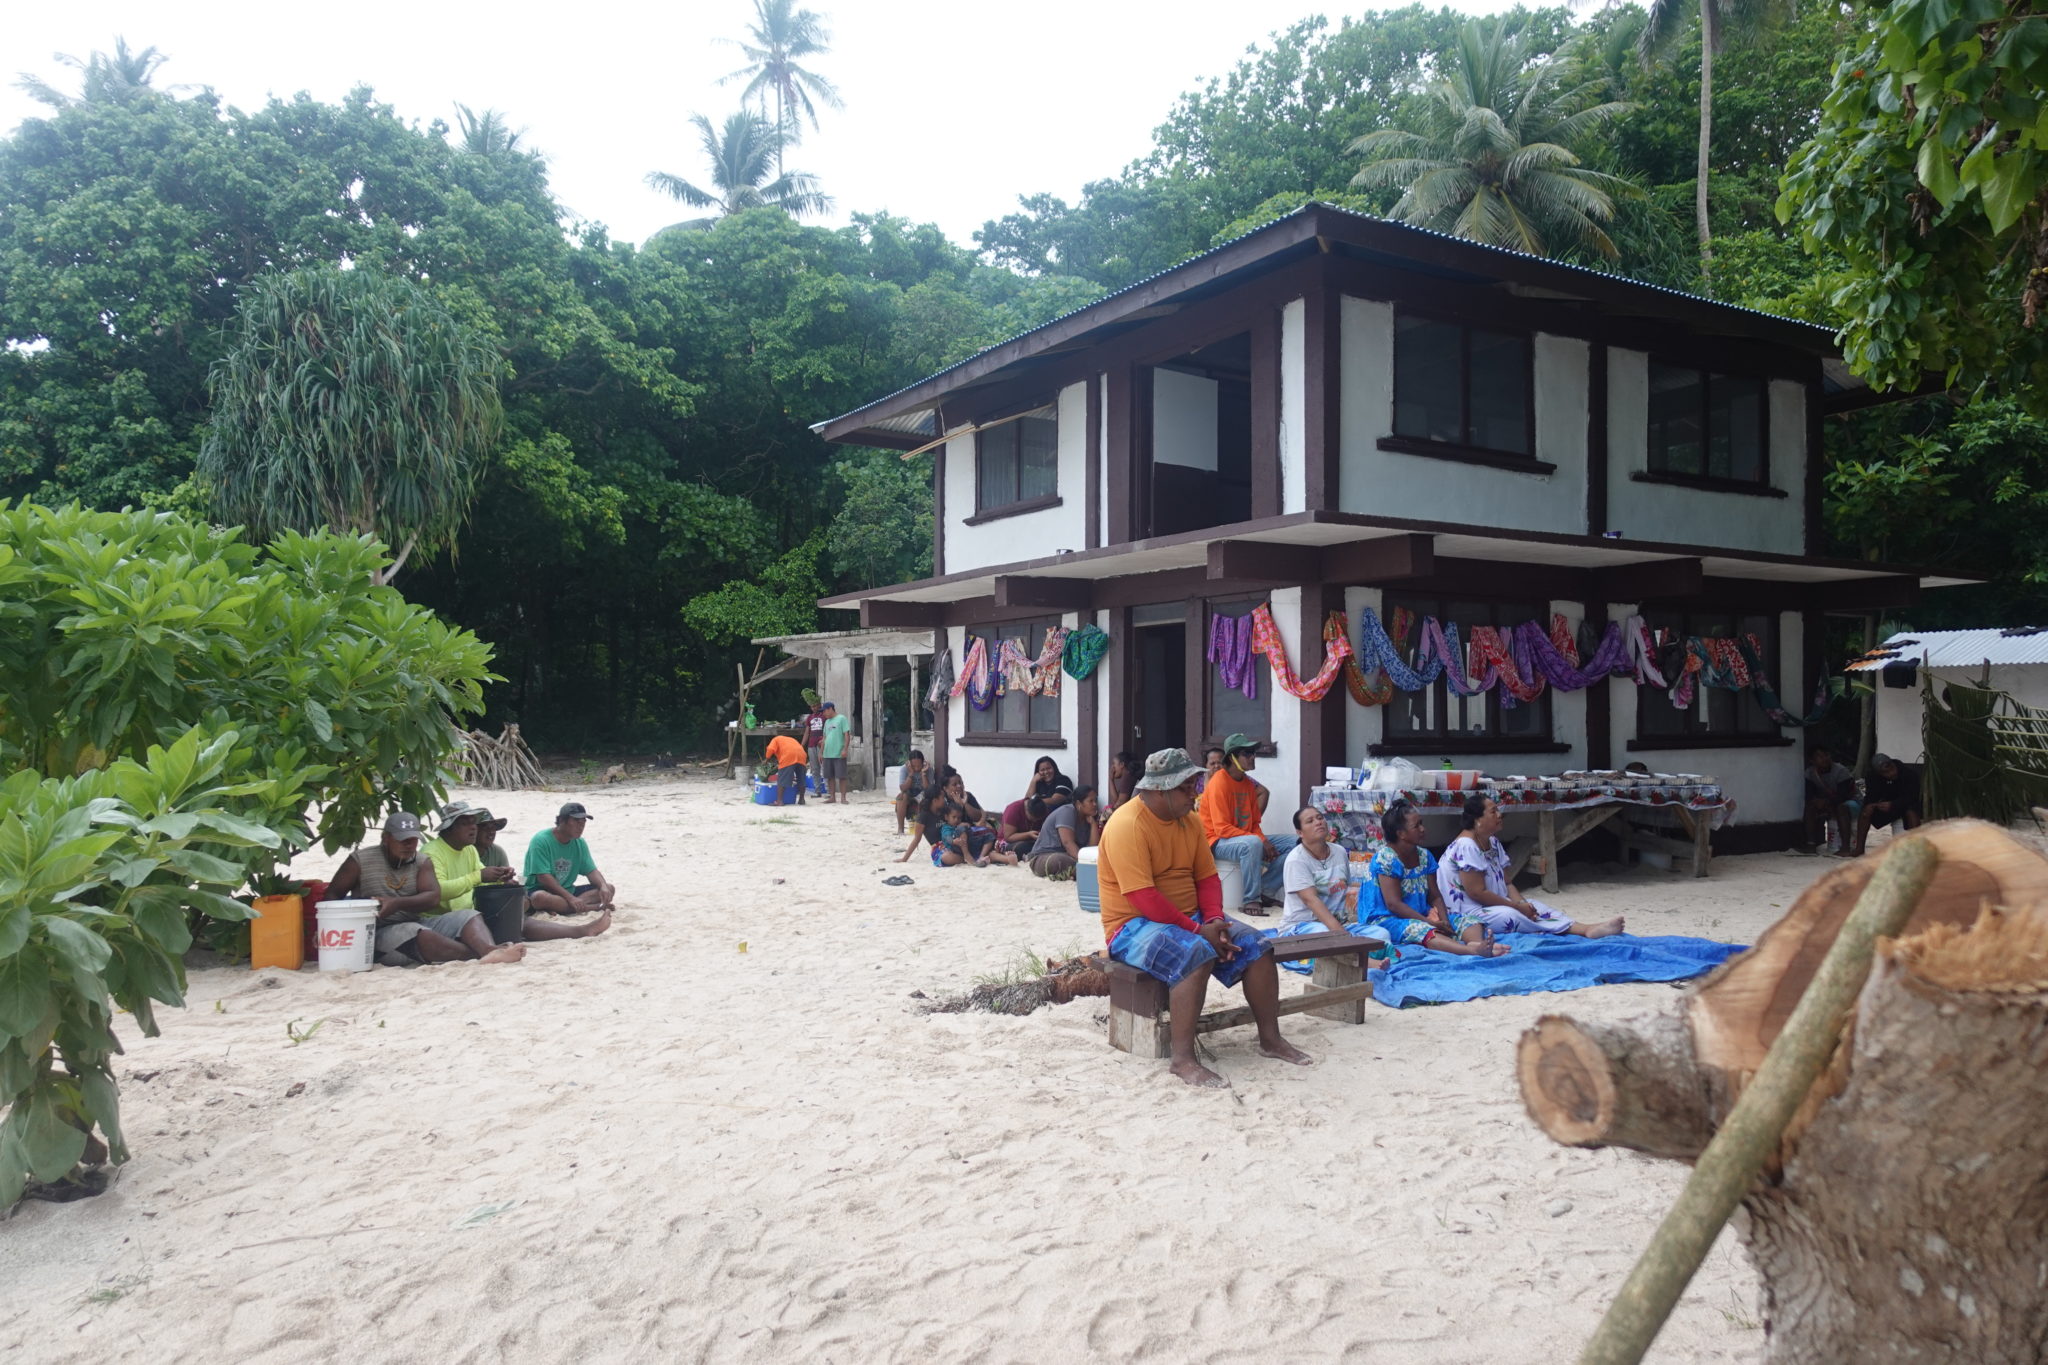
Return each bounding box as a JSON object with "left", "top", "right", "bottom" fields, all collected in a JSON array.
[{"left": 812, "top": 204, "right": 1964, "bottom": 849}]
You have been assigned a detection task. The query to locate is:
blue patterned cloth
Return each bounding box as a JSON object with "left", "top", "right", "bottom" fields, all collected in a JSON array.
[
  {"left": 1383, "top": 910, "right": 1485, "bottom": 946},
  {"left": 1369, "top": 933, "right": 1743, "bottom": 1008},
  {"left": 1110, "top": 917, "right": 1271, "bottom": 988}
]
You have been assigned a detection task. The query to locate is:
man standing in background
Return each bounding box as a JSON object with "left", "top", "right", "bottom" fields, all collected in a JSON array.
[{"left": 820, "top": 700, "right": 852, "bottom": 805}]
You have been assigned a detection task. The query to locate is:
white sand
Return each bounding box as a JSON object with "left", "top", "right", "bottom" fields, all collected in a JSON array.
[{"left": 0, "top": 773, "right": 1837, "bottom": 1362}]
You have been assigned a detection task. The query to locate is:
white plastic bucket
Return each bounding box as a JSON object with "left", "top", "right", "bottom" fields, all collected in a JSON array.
[
  {"left": 1217, "top": 860, "right": 1245, "bottom": 914},
  {"left": 314, "top": 899, "right": 378, "bottom": 973}
]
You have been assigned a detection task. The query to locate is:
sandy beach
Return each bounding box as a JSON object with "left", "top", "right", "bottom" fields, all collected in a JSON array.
[{"left": 0, "top": 772, "right": 1835, "bottom": 1363}]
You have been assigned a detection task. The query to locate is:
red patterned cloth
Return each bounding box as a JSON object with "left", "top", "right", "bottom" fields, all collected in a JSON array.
[{"left": 1250, "top": 603, "right": 1353, "bottom": 702}]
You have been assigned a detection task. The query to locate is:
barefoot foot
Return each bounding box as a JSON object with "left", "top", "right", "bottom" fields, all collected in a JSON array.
[
  {"left": 1168, "top": 1058, "right": 1228, "bottom": 1088},
  {"left": 1258, "top": 1038, "right": 1314, "bottom": 1066},
  {"left": 576, "top": 908, "right": 613, "bottom": 938},
  {"left": 479, "top": 944, "right": 527, "bottom": 965},
  {"left": 1486, "top": 941, "right": 1511, "bottom": 957}
]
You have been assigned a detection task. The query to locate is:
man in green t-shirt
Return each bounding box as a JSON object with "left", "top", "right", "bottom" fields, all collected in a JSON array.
[
  {"left": 819, "top": 700, "right": 852, "bottom": 805},
  {"left": 525, "top": 801, "right": 617, "bottom": 916},
  {"left": 435, "top": 802, "right": 610, "bottom": 940}
]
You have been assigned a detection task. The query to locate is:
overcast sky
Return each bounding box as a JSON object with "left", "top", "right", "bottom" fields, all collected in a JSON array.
[{"left": 6, "top": 0, "right": 1532, "bottom": 250}]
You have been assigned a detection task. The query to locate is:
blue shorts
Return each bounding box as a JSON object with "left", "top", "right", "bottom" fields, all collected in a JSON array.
[
  {"left": 1377, "top": 911, "right": 1483, "bottom": 946},
  {"left": 1109, "top": 917, "right": 1271, "bottom": 988}
]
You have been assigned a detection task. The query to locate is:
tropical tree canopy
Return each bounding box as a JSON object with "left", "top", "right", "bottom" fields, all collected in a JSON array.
[
  {"left": 721, "top": 0, "right": 843, "bottom": 167},
  {"left": 13, "top": 36, "right": 171, "bottom": 109},
  {"left": 198, "top": 264, "right": 504, "bottom": 582},
  {"left": 645, "top": 110, "right": 832, "bottom": 228},
  {"left": 1349, "top": 19, "right": 1641, "bottom": 258}
]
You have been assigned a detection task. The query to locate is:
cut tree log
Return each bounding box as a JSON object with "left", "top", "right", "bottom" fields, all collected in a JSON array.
[{"left": 1519, "top": 821, "right": 2048, "bottom": 1363}]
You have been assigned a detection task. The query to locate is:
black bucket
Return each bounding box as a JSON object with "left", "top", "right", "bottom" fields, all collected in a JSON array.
[{"left": 476, "top": 884, "right": 527, "bottom": 943}]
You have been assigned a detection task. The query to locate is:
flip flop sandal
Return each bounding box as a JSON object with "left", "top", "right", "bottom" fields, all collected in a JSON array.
[{"left": 882, "top": 874, "right": 914, "bottom": 886}]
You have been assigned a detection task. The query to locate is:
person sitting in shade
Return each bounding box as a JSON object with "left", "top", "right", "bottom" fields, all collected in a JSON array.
[
  {"left": 1802, "top": 744, "right": 1861, "bottom": 856},
  {"left": 1029, "top": 785, "right": 1101, "bottom": 879},
  {"left": 1437, "top": 794, "right": 1624, "bottom": 939},
  {"left": 473, "top": 808, "right": 511, "bottom": 870},
  {"left": 1361, "top": 800, "right": 1507, "bottom": 957},
  {"left": 763, "top": 732, "right": 810, "bottom": 806},
  {"left": 326, "top": 811, "right": 525, "bottom": 966},
  {"left": 1098, "top": 748, "right": 1312, "bottom": 1088},
  {"left": 429, "top": 802, "right": 611, "bottom": 942},
  {"left": 1196, "top": 733, "right": 1297, "bottom": 912},
  {"left": 1024, "top": 755, "right": 1075, "bottom": 815},
  {"left": 525, "top": 802, "right": 617, "bottom": 916},
  {"left": 894, "top": 750, "right": 932, "bottom": 834},
  {"left": 1104, "top": 750, "right": 1140, "bottom": 815},
  {"left": 1852, "top": 753, "right": 1923, "bottom": 856}
]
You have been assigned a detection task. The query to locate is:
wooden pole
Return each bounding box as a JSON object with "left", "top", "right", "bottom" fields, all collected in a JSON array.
[{"left": 1577, "top": 835, "right": 1941, "bottom": 1365}]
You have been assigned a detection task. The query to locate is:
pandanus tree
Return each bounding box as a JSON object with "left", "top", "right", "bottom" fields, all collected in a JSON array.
[
  {"left": 1349, "top": 19, "right": 1641, "bottom": 259},
  {"left": 645, "top": 111, "right": 832, "bottom": 230},
  {"left": 720, "top": 0, "right": 843, "bottom": 175},
  {"left": 198, "top": 265, "right": 503, "bottom": 585}
]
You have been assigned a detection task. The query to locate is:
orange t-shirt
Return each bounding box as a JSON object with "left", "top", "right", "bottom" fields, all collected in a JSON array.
[
  {"left": 1198, "top": 767, "right": 1264, "bottom": 843},
  {"left": 1097, "top": 799, "right": 1217, "bottom": 944},
  {"left": 764, "top": 735, "right": 807, "bottom": 770}
]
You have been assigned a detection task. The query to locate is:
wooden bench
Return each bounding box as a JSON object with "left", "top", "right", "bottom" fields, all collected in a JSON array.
[{"left": 1106, "top": 926, "right": 1380, "bottom": 1058}]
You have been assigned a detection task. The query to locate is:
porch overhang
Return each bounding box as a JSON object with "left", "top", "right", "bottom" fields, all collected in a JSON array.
[{"left": 817, "top": 511, "right": 1977, "bottom": 624}]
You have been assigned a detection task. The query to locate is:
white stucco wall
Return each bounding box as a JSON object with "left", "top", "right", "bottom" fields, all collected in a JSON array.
[
  {"left": 1259, "top": 587, "right": 1305, "bottom": 838},
  {"left": 1875, "top": 663, "right": 2048, "bottom": 763},
  {"left": 1604, "top": 350, "right": 1806, "bottom": 553},
  {"left": 1093, "top": 608, "right": 1114, "bottom": 786},
  {"left": 1152, "top": 368, "right": 1218, "bottom": 470},
  {"left": 939, "top": 615, "right": 1084, "bottom": 806},
  {"left": 1280, "top": 297, "right": 1306, "bottom": 515},
  {"left": 1335, "top": 297, "right": 1590, "bottom": 533},
  {"left": 940, "top": 380, "right": 1089, "bottom": 574}
]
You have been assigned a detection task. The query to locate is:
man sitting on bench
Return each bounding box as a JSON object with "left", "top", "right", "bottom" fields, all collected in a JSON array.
[{"left": 1097, "top": 747, "right": 1312, "bottom": 1088}]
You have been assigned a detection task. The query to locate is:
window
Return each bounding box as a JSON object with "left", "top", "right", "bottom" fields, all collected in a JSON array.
[
  {"left": 1648, "top": 364, "right": 1766, "bottom": 484},
  {"left": 1205, "top": 597, "right": 1270, "bottom": 748},
  {"left": 974, "top": 405, "right": 1058, "bottom": 514},
  {"left": 965, "top": 617, "right": 1062, "bottom": 738},
  {"left": 1636, "top": 611, "right": 1779, "bottom": 741},
  {"left": 1383, "top": 595, "right": 1552, "bottom": 746},
  {"left": 1392, "top": 316, "right": 1532, "bottom": 456}
]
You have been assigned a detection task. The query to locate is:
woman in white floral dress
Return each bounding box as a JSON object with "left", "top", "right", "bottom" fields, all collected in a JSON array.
[{"left": 1436, "top": 794, "right": 1626, "bottom": 938}]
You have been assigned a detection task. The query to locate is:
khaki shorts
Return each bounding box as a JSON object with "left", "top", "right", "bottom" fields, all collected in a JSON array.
[{"left": 375, "top": 909, "right": 481, "bottom": 965}]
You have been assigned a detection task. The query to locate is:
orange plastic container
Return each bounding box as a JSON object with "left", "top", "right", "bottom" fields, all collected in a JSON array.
[{"left": 250, "top": 894, "right": 305, "bottom": 970}]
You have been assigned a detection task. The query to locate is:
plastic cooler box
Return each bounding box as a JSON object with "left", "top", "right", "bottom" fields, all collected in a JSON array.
[{"left": 1076, "top": 848, "right": 1100, "bottom": 913}]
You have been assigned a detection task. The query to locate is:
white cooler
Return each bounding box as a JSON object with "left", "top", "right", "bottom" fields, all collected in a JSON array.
[{"left": 1076, "top": 847, "right": 1100, "bottom": 913}]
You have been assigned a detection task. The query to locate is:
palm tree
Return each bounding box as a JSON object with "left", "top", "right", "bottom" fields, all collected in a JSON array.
[
  {"left": 645, "top": 111, "right": 832, "bottom": 230},
  {"left": 720, "top": 0, "right": 842, "bottom": 175},
  {"left": 199, "top": 266, "right": 502, "bottom": 585},
  {"left": 1349, "top": 20, "right": 1642, "bottom": 260},
  {"left": 15, "top": 37, "right": 170, "bottom": 109},
  {"left": 1639, "top": 0, "right": 1789, "bottom": 283},
  {"left": 452, "top": 104, "right": 528, "bottom": 158}
]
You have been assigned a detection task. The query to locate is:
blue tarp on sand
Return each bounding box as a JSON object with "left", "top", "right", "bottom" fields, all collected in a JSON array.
[{"left": 1365, "top": 933, "right": 1743, "bottom": 1009}]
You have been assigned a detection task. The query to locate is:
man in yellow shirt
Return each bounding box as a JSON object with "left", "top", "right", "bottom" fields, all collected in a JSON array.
[
  {"left": 1099, "top": 748, "right": 1312, "bottom": 1088},
  {"left": 1197, "top": 733, "right": 1297, "bottom": 910}
]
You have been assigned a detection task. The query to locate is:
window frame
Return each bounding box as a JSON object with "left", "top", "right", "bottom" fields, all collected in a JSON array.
[
  {"left": 971, "top": 402, "right": 1060, "bottom": 519},
  {"left": 1370, "top": 593, "right": 1560, "bottom": 755},
  {"left": 1203, "top": 596, "right": 1272, "bottom": 753},
  {"left": 1381, "top": 312, "right": 1542, "bottom": 468},
  {"left": 1642, "top": 361, "right": 1774, "bottom": 492},
  {"left": 1629, "top": 609, "right": 1788, "bottom": 749},
  {"left": 959, "top": 616, "right": 1065, "bottom": 746}
]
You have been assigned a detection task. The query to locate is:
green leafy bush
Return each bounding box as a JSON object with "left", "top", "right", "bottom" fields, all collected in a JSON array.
[{"left": 0, "top": 729, "right": 314, "bottom": 1204}]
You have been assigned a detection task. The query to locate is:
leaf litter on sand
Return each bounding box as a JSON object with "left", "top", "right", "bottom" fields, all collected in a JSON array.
[
  {"left": 921, "top": 948, "right": 1112, "bottom": 1016},
  {"left": 452, "top": 1200, "right": 520, "bottom": 1229}
]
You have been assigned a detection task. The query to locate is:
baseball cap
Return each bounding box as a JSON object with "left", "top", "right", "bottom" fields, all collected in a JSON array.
[
  {"left": 557, "top": 802, "right": 594, "bottom": 821},
  {"left": 821, "top": 700, "right": 837, "bottom": 710},
  {"left": 383, "top": 811, "right": 424, "bottom": 839},
  {"left": 1872, "top": 753, "right": 1895, "bottom": 768},
  {"left": 1222, "top": 732, "right": 1258, "bottom": 754},
  {"left": 1134, "top": 747, "right": 1205, "bottom": 792}
]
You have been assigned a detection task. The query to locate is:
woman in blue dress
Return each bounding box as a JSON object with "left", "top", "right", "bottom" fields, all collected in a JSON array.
[{"left": 1360, "top": 800, "right": 1509, "bottom": 957}]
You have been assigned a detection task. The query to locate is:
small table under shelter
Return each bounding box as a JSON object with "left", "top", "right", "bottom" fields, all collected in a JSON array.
[{"left": 1310, "top": 772, "right": 1730, "bottom": 892}]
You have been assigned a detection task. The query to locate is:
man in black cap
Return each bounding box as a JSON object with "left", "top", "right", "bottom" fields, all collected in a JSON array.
[
  {"left": 326, "top": 811, "right": 525, "bottom": 966},
  {"left": 1852, "top": 753, "right": 1924, "bottom": 856},
  {"left": 524, "top": 801, "right": 617, "bottom": 916}
]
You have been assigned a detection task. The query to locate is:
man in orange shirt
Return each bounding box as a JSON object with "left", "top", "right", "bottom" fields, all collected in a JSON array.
[
  {"left": 1099, "top": 747, "right": 1312, "bottom": 1088},
  {"left": 764, "top": 732, "right": 810, "bottom": 806},
  {"left": 1197, "top": 733, "right": 1298, "bottom": 911}
]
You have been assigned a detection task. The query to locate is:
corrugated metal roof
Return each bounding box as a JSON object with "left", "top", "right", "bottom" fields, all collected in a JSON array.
[{"left": 1846, "top": 628, "right": 2048, "bottom": 671}]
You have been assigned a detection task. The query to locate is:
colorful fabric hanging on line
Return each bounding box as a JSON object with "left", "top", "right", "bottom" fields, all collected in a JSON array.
[
  {"left": 1030, "top": 625, "right": 1068, "bottom": 697},
  {"left": 1625, "top": 615, "right": 1668, "bottom": 688},
  {"left": 1249, "top": 604, "right": 1353, "bottom": 702},
  {"left": 1334, "top": 608, "right": 1400, "bottom": 706},
  {"left": 994, "top": 625, "right": 1069, "bottom": 698},
  {"left": 949, "top": 636, "right": 995, "bottom": 710},
  {"left": 1740, "top": 635, "right": 1838, "bottom": 725},
  {"left": 1468, "top": 625, "right": 1544, "bottom": 706},
  {"left": 1511, "top": 618, "right": 1632, "bottom": 692},
  {"left": 1209, "top": 611, "right": 1257, "bottom": 700},
  {"left": 1062, "top": 624, "right": 1111, "bottom": 680},
  {"left": 995, "top": 637, "right": 1037, "bottom": 694},
  {"left": 925, "top": 649, "right": 954, "bottom": 709}
]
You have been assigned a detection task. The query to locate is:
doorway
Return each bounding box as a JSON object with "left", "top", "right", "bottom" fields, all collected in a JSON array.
[{"left": 1129, "top": 620, "right": 1187, "bottom": 755}]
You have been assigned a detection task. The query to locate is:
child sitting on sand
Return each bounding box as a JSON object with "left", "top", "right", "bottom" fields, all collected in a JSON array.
[{"left": 1359, "top": 800, "right": 1508, "bottom": 957}]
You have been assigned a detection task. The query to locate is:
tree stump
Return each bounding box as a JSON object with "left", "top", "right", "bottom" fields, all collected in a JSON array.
[{"left": 1518, "top": 821, "right": 2048, "bottom": 1362}]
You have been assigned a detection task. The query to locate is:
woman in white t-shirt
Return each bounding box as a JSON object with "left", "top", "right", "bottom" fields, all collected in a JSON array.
[{"left": 1279, "top": 807, "right": 1381, "bottom": 940}]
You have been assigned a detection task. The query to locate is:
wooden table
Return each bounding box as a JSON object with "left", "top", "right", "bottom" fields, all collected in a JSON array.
[{"left": 1512, "top": 802, "right": 1714, "bottom": 893}]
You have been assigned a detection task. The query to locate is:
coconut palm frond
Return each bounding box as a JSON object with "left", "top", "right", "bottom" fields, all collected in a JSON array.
[{"left": 644, "top": 171, "right": 722, "bottom": 209}]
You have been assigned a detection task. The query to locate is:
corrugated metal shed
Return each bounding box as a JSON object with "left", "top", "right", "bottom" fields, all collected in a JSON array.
[{"left": 1847, "top": 628, "right": 2048, "bottom": 671}]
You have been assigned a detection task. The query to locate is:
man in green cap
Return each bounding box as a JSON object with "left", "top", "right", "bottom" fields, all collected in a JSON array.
[{"left": 1198, "top": 733, "right": 1298, "bottom": 909}]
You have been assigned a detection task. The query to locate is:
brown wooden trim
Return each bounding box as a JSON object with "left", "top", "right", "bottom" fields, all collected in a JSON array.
[
  {"left": 1627, "top": 735, "right": 1797, "bottom": 751},
  {"left": 1585, "top": 606, "right": 1613, "bottom": 770},
  {"left": 1591, "top": 557, "right": 1704, "bottom": 601},
  {"left": 1084, "top": 375, "right": 1102, "bottom": 550},
  {"left": 1369, "top": 739, "right": 1573, "bottom": 757},
  {"left": 1106, "top": 605, "right": 1130, "bottom": 765},
  {"left": 1405, "top": 556, "right": 1592, "bottom": 604},
  {"left": 863, "top": 600, "right": 943, "bottom": 628},
  {"left": 938, "top": 596, "right": 1064, "bottom": 628},
  {"left": 1303, "top": 280, "right": 1341, "bottom": 511},
  {"left": 1802, "top": 608, "right": 1824, "bottom": 719},
  {"left": 992, "top": 575, "right": 1092, "bottom": 610},
  {"left": 1078, "top": 627, "right": 1099, "bottom": 790},
  {"left": 1093, "top": 567, "right": 1293, "bottom": 610},
  {"left": 1376, "top": 435, "right": 1557, "bottom": 476},
  {"left": 1811, "top": 576, "right": 1921, "bottom": 612},
  {"left": 1184, "top": 598, "right": 1207, "bottom": 755},
  {"left": 1587, "top": 343, "right": 1609, "bottom": 536},
  {"left": 1131, "top": 365, "right": 1154, "bottom": 540},
  {"left": 1310, "top": 582, "right": 1347, "bottom": 789},
  {"left": 1105, "top": 364, "right": 1133, "bottom": 546},
  {"left": 1630, "top": 470, "right": 1787, "bottom": 499},
  {"left": 962, "top": 493, "right": 1064, "bottom": 526},
  {"left": 955, "top": 732, "right": 1068, "bottom": 749},
  {"left": 1208, "top": 540, "right": 1318, "bottom": 583},
  {"left": 1805, "top": 381, "right": 1825, "bottom": 556},
  {"left": 932, "top": 626, "right": 949, "bottom": 774},
  {"left": 1250, "top": 305, "right": 1281, "bottom": 519},
  {"left": 932, "top": 436, "right": 946, "bottom": 576},
  {"left": 1321, "top": 533, "right": 1436, "bottom": 585}
]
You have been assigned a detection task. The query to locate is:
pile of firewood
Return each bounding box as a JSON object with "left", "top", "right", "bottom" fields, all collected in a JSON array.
[{"left": 451, "top": 723, "right": 545, "bottom": 789}]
